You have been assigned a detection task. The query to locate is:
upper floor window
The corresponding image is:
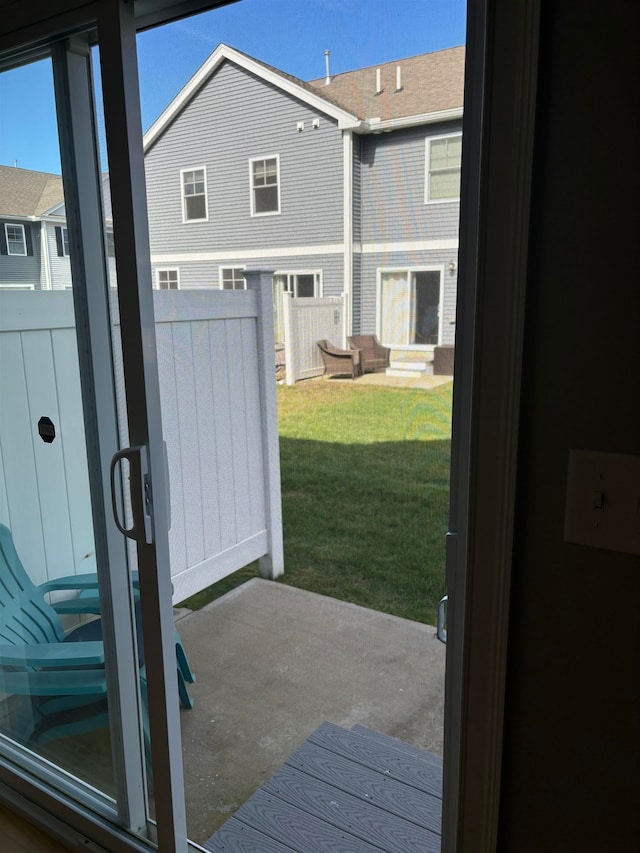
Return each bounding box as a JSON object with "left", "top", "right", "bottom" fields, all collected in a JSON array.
[
  {"left": 181, "top": 167, "right": 208, "bottom": 222},
  {"left": 425, "top": 133, "right": 462, "bottom": 203},
  {"left": 220, "top": 267, "right": 246, "bottom": 290},
  {"left": 5, "top": 223, "right": 26, "bottom": 255},
  {"left": 250, "top": 156, "right": 280, "bottom": 216},
  {"left": 156, "top": 268, "right": 180, "bottom": 289},
  {"left": 55, "top": 226, "right": 70, "bottom": 256}
]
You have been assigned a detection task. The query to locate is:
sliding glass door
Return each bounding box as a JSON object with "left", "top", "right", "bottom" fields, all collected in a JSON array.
[{"left": 0, "top": 6, "right": 186, "bottom": 851}]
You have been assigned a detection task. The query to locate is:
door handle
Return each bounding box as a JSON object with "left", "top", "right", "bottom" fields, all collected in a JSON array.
[
  {"left": 437, "top": 595, "right": 447, "bottom": 644},
  {"left": 110, "top": 445, "right": 153, "bottom": 544}
]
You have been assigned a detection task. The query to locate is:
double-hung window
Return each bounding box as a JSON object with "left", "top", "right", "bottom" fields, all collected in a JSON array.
[
  {"left": 5, "top": 223, "right": 26, "bottom": 255},
  {"left": 250, "top": 156, "right": 280, "bottom": 215},
  {"left": 181, "top": 167, "right": 208, "bottom": 221},
  {"left": 425, "top": 133, "right": 462, "bottom": 203},
  {"left": 220, "top": 267, "right": 246, "bottom": 290},
  {"left": 156, "top": 268, "right": 180, "bottom": 289}
]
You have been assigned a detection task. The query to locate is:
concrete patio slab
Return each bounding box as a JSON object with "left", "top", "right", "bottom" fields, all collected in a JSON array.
[{"left": 175, "top": 578, "right": 445, "bottom": 844}]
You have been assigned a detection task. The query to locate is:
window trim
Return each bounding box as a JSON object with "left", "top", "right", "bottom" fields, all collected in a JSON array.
[
  {"left": 219, "top": 266, "right": 246, "bottom": 290},
  {"left": 180, "top": 165, "right": 208, "bottom": 223},
  {"left": 424, "top": 132, "right": 463, "bottom": 204},
  {"left": 155, "top": 268, "right": 180, "bottom": 289},
  {"left": 273, "top": 269, "right": 322, "bottom": 298},
  {"left": 61, "top": 226, "right": 70, "bottom": 256},
  {"left": 249, "top": 154, "right": 281, "bottom": 217},
  {"left": 5, "top": 222, "right": 27, "bottom": 256}
]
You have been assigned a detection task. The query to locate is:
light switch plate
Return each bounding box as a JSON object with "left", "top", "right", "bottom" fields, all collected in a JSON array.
[{"left": 564, "top": 450, "right": 640, "bottom": 555}]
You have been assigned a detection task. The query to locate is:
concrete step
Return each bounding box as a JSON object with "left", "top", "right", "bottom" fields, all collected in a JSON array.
[{"left": 387, "top": 360, "right": 429, "bottom": 377}]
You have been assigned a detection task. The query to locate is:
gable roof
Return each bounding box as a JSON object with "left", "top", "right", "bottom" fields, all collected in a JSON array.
[
  {"left": 0, "top": 165, "right": 64, "bottom": 218},
  {"left": 308, "top": 46, "right": 465, "bottom": 127},
  {"left": 144, "top": 43, "right": 464, "bottom": 152},
  {"left": 144, "top": 43, "right": 362, "bottom": 152}
]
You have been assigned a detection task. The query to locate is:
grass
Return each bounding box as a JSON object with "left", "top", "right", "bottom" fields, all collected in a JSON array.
[{"left": 182, "top": 379, "right": 452, "bottom": 625}]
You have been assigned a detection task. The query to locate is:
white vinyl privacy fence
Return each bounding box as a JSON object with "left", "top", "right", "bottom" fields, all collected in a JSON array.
[
  {"left": 282, "top": 293, "right": 346, "bottom": 385},
  {"left": 0, "top": 270, "right": 283, "bottom": 604}
]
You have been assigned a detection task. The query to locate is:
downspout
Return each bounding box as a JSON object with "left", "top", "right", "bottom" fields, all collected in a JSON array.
[
  {"left": 342, "top": 129, "right": 353, "bottom": 342},
  {"left": 41, "top": 220, "right": 52, "bottom": 290}
]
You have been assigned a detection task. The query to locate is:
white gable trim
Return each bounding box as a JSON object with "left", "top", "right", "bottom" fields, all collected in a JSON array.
[{"left": 144, "top": 43, "right": 361, "bottom": 152}]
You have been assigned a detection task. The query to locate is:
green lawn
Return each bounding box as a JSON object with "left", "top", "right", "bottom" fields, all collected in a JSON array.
[{"left": 182, "top": 379, "right": 452, "bottom": 625}]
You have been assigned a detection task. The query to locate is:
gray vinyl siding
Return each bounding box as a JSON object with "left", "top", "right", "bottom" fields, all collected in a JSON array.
[
  {"left": 46, "top": 223, "right": 72, "bottom": 290},
  {"left": 150, "top": 253, "right": 344, "bottom": 295},
  {"left": 361, "top": 122, "right": 462, "bottom": 244},
  {"left": 145, "top": 61, "right": 344, "bottom": 255},
  {"left": 358, "top": 249, "right": 458, "bottom": 346},
  {"left": 352, "top": 136, "right": 362, "bottom": 242},
  {"left": 0, "top": 220, "right": 41, "bottom": 288}
]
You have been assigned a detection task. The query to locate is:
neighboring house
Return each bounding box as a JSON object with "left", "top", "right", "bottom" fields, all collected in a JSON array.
[
  {"left": 0, "top": 165, "right": 70, "bottom": 290},
  {"left": 143, "top": 44, "right": 464, "bottom": 353},
  {"left": 0, "top": 165, "right": 115, "bottom": 290}
]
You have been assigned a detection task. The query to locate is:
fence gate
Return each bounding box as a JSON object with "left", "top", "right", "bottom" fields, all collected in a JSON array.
[{"left": 282, "top": 293, "right": 346, "bottom": 385}]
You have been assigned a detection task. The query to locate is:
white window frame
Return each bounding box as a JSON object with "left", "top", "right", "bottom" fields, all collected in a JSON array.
[
  {"left": 61, "top": 226, "right": 70, "bottom": 256},
  {"left": 219, "top": 266, "right": 246, "bottom": 290},
  {"left": 274, "top": 269, "right": 322, "bottom": 298},
  {"left": 249, "top": 154, "right": 281, "bottom": 217},
  {"left": 155, "top": 268, "right": 180, "bottom": 289},
  {"left": 5, "top": 222, "right": 27, "bottom": 255},
  {"left": 376, "top": 265, "right": 444, "bottom": 350},
  {"left": 180, "top": 166, "right": 208, "bottom": 223},
  {"left": 424, "top": 132, "right": 463, "bottom": 204}
]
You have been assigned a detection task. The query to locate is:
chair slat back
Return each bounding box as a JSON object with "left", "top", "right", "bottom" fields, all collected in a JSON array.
[{"left": 0, "top": 524, "right": 65, "bottom": 646}]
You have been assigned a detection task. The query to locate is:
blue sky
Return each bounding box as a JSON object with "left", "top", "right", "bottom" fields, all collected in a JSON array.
[{"left": 0, "top": 0, "right": 465, "bottom": 175}]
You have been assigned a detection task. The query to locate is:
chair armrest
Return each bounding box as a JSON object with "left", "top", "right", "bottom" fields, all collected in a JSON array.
[
  {"left": 39, "top": 572, "right": 140, "bottom": 593},
  {"left": 0, "top": 641, "right": 105, "bottom": 668},
  {"left": 0, "top": 666, "right": 107, "bottom": 696}
]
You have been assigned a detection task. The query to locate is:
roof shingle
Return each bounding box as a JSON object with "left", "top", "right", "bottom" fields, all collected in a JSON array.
[
  {"left": 307, "top": 46, "right": 465, "bottom": 123},
  {"left": 0, "top": 165, "right": 64, "bottom": 218}
]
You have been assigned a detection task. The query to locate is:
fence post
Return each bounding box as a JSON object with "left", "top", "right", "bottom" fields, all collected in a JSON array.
[
  {"left": 244, "top": 269, "right": 284, "bottom": 579},
  {"left": 282, "top": 291, "right": 295, "bottom": 386}
]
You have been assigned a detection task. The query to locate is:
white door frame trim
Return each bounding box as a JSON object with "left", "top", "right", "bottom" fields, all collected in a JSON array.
[{"left": 444, "top": 1, "right": 542, "bottom": 850}]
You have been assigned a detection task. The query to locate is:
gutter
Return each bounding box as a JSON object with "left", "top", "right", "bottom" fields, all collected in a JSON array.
[{"left": 362, "top": 106, "right": 463, "bottom": 134}]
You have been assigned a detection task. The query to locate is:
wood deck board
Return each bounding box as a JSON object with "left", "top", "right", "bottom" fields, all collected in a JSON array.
[
  {"left": 232, "top": 789, "right": 383, "bottom": 852},
  {"left": 262, "top": 764, "right": 440, "bottom": 852},
  {"left": 206, "top": 723, "right": 442, "bottom": 853},
  {"left": 285, "top": 740, "right": 442, "bottom": 834},
  {"left": 307, "top": 722, "right": 443, "bottom": 797}
]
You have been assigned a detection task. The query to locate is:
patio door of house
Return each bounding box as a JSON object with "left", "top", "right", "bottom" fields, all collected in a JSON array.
[{"left": 0, "top": 5, "right": 186, "bottom": 852}]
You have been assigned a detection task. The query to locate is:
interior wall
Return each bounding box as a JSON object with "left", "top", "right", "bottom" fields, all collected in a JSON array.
[{"left": 499, "top": 3, "right": 640, "bottom": 851}]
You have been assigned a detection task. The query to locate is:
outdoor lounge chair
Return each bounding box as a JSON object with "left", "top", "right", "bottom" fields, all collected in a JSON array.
[
  {"left": 347, "top": 334, "right": 390, "bottom": 373},
  {"left": 0, "top": 523, "right": 194, "bottom": 747},
  {"left": 317, "top": 339, "right": 362, "bottom": 379}
]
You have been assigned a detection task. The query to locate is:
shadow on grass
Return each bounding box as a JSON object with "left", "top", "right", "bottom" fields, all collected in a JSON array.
[{"left": 182, "top": 435, "right": 450, "bottom": 626}]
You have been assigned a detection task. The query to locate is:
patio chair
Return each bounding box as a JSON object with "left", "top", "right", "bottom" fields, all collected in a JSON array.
[
  {"left": 0, "top": 523, "right": 194, "bottom": 748},
  {"left": 347, "top": 334, "right": 390, "bottom": 373},
  {"left": 317, "top": 339, "right": 362, "bottom": 379}
]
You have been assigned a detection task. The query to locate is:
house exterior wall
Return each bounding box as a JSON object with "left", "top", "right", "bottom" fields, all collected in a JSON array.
[
  {"left": 360, "top": 122, "right": 462, "bottom": 244},
  {"left": 46, "top": 222, "right": 72, "bottom": 290},
  {"left": 353, "top": 123, "right": 461, "bottom": 344},
  {"left": 0, "top": 220, "right": 41, "bottom": 289},
  {"left": 359, "top": 248, "right": 458, "bottom": 345},
  {"left": 145, "top": 60, "right": 345, "bottom": 271}
]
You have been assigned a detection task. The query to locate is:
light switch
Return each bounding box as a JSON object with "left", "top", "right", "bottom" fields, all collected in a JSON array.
[{"left": 564, "top": 450, "right": 640, "bottom": 555}]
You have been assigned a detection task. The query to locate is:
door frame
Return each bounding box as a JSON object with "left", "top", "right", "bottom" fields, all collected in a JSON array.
[
  {"left": 442, "top": 0, "right": 541, "bottom": 849},
  {"left": 0, "top": 1, "right": 544, "bottom": 851}
]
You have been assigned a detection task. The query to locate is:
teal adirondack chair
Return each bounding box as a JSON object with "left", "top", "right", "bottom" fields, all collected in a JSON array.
[{"left": 0, "top": 523, "right": 194, "bottom": 748}]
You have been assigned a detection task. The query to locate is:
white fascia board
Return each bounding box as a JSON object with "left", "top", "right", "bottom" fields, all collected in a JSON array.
[
  {"left": 144, "top": 44, "right": 361, "bottom": 151},
  {"left": 41, "top": 201, "right": 66, "bottom": 217},
  {"left": 362, "top": 107, "right": 463, "bottom": 134}
]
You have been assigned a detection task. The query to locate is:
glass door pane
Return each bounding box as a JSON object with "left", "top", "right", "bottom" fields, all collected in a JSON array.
[{"left": 0, "top": 56, "right": 143, "bottom": 821}]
